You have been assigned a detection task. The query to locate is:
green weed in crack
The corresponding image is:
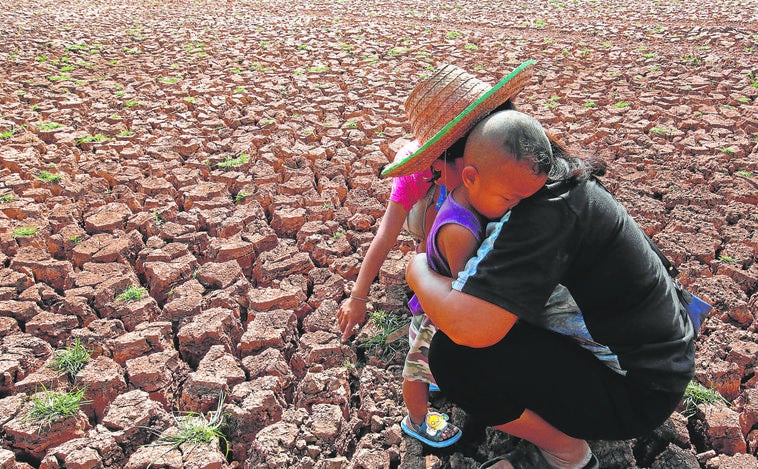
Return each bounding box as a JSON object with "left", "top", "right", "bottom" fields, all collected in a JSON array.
[
  {"left": 681, "top": 381, "right": 729, "bottom": 418},
  {"left": 13, "top": 226, "right": 38, "bottom": 237},
  {"left": 217, "top": 153, "right": 249, "bottom": 168},
  {"left": 143, "top": 392, "right": 228, "bottom": 468},
  {"left": 24, "top": 386, "right": 89, "bottom": 432},
  {"left": 50, "top": 338, "right": 92, "bottom": 378},
  {"left": 117, "top": 284, "right": 148, "bottom": 302},
  {"left": 359, "top": 309, "right": 407, "bottom": 361},
  {"left": 36, "top": 171, "right": 62, "bottom": 183}
]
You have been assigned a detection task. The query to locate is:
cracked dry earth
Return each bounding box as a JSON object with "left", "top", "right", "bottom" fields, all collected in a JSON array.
[{"left": 0, "top": 0, "right": 756, "bottom": 468}]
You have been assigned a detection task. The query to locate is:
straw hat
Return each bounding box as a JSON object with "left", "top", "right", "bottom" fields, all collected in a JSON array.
[{"left": 380, "top": 60, "right": 535, "bottom": 178}]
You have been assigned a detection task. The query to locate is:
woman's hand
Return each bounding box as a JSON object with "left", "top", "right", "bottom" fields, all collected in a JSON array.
[{"left": 337, "top": 297, "right": 368, "bottom": 342}]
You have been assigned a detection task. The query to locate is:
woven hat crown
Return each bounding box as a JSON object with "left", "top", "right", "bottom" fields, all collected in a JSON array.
[
  {"left": 405, "top": 65, "right": 491, "bottom": 145},
  {"left": 381, "top": 60, "right": 535, "bottom": 178}
]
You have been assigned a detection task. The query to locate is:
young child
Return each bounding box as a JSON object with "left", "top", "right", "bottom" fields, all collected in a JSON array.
[
  {"left": 339, "top": 138, "right": 469, "bottom": 448},
  {"left": 399, "top": 151, "right": 476, "bottom": 447},
  {"left": 337, "top": 139, "right": 433, "bottom": 343}
]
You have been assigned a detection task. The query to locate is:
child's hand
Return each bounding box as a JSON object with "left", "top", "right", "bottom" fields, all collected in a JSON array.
[{"left": 337, "top": 297, "right": 368, "bottom": 342}]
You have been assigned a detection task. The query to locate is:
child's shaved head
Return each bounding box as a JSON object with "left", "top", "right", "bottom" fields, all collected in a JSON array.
[{"left": 464, "top": 110, "right": 553, "bottom": 175}]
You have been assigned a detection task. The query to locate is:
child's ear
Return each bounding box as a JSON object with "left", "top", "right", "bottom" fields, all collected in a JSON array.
[{"left": 461, "top": 165, "right": 478, "bottom": 187}]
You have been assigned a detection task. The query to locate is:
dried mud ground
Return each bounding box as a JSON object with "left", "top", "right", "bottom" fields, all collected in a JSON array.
[{"left": 0, "top": 0, "right": 756, "bottom": 468}]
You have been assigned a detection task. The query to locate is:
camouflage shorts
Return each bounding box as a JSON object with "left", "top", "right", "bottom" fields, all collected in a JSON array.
[{"left": 402, "top": 313, "right": 437, "bottom": 385}]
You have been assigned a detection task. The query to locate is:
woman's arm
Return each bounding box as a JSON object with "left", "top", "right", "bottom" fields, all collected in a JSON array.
[
  {"left": 406, "top": 253, "right": 517, "bottom": 347},
  {"left": 337, "top": 199, "right": 409, "bottom": 341}
]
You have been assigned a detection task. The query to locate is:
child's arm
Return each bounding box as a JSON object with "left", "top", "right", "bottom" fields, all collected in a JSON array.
[
  {"left": 337, "top": 199, "right": 408, "bottom": 341},
  {"left": 436, "top": 223, "right": 479, "bottom": 276}
]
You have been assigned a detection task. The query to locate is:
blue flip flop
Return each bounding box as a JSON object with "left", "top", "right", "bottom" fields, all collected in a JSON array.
[
  {"left": 401, "top": 412, "right": 462, "bottom": 448},
  {"left": 429, "top": 383, "right": 440, "bottom": 392}
]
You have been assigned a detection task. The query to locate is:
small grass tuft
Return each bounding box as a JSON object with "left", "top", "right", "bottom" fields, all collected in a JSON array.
[
  {"left": 76, "top": 133, "right": 110, "bottom": 145},
  {"left": 50, "top": 339, "right": 92, "bottom": 377},
  {"left": 117, "top": 284, "right": 148, "bottom": 302},
  {"left": 681, "top": 381, "right": 728, "bottom": 418},
  {"left": 217, "top": 153, "right": 250, "bottom": 169},
  {"left": 13, "top": 226, "right": 38, "bottom": 237},
  {"left": 36, "top": 171, "right": 62, "bottom": 183},
  {"left": 37, "top": 122, "right": 63, "bottom": 131},
  {"left": 649, "top": 126, "right": 673, "bottom": 135},
  {"left": 359, "top": 309, "right": 407, "bottom": 360},
  {"left": 144, "top": 393, "right": 228, "bottom": 468},
  {"left": 234, "top": 191, "right": 249, "bottom": 203},
  {"left": 0, "top": 194, "right": 14, "bottom": 202},
  {"left": 24, "top": 386, "right": 89, "bottom": 430}
]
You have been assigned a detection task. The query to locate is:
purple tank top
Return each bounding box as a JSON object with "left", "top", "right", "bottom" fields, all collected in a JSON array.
[{"left": 408, "top": 193, "right": 483, "bottom": 316}]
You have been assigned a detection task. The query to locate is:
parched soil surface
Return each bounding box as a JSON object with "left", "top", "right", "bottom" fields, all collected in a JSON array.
[{"left": 0, "top": 0, "right": 756, "bottom": 468}]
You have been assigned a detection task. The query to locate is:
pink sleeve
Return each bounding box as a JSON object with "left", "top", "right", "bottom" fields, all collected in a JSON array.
[{"left": 389, "top": 140, "right": 432, "bottom": 212}]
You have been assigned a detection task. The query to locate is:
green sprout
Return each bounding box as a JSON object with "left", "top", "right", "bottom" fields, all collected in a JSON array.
[
  {"left": 680, "top": 381, "right": 728, "bottom": 418},
  {"left": 13, "top": 226, "right": 38, "bottom": 237},
  {"left": 682, "top": 55, "right": 701, "bottom": 66},
  {"left": 47, "top": 74, "right": 72, "bottom": 82},
  {"left": 545, "top": 95, "right": 560, "bottom": 109},
  {"left": 76, "top": 134, "right": 110, "bottom": 145},
  {"left": 359, "top": 309, "right": 407, "bottom": 360},
  {"left": 217, "top": 153, "right": 250, "bottom": 168},
  {"left": 65, "top": 44, "right": 89, "bottom": 52},
  {"left": 0, "top": 194, "right": 14, "bottom": 202},
  {"left": 37, "top": 122, "right": 63, "bottom": 131},
  {"left": 117, "top": 284, "right": 148, "bottom": 302},
  {"left": 234, "top": 191, "right": 249, "bottom": 203},
  {"left": 25, "top": 386, "right": 89, "bottom": 430},
  {"left": 144, "top": 393, "right": 228, "bottom": 468},
  {"left": 614, "top": 101, "right": 630, "bottom": 109},
  {"left": 50, "top": 339, "right": 92, "bottom": 377}
]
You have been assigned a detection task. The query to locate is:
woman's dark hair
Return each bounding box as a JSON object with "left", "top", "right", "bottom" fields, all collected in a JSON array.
[
  {"left": 543, "top": 132, "right": 606, "bottom": 183},
  {"left": 480, "top": 108, "right": 606, "bottom": 184}
]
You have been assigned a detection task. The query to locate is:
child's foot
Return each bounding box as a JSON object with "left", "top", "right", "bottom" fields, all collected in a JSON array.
[{"left": 401, "top": 412, "right": 462, "bottom": 448}]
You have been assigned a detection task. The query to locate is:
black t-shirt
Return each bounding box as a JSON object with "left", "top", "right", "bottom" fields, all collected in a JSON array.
[{"left": 456, "top": 178, "right": 695, "bottom": 392}]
